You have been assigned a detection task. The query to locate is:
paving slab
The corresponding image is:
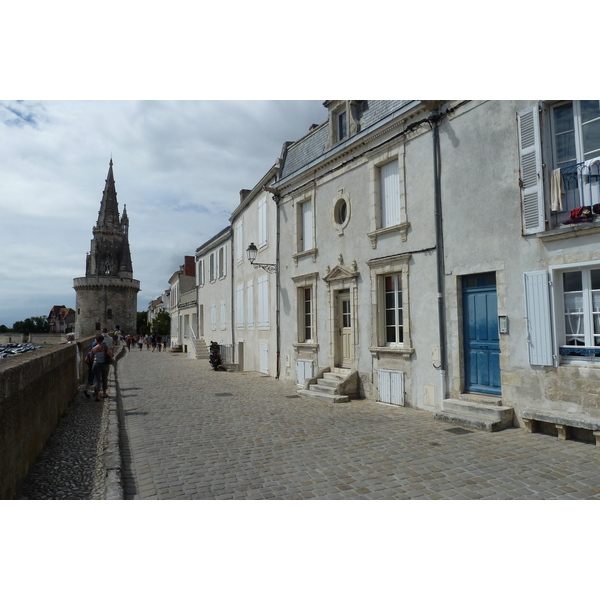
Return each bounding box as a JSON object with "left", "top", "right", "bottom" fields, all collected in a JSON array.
[{"left": 111, "top": 349, "right": 600, "bottom": 500}]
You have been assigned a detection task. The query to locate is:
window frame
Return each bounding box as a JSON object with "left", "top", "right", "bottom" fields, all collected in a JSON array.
[
  {"left": 367, "top": 254, "right": 413, "bottom": 355},
  {"left": 551, "top": 261, "right": 600, "bottom": 363},
  {"left": 367, "top": 144, "right": 409, "bottom": 249}
]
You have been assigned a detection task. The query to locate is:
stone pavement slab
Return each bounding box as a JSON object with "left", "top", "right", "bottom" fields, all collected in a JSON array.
[{"left": 115, "top": 349, "right": 600, "bottom": 500}]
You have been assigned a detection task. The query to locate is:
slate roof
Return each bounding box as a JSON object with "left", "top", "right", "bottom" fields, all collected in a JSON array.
[{"left": 280, "top": 100, "right": 413, "bottom": 180}]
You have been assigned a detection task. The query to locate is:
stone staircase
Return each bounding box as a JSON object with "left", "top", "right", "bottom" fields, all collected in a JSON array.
[
  {"left": 299, "top": 367, "right": 358, "bottom": 403},
  {"left": 434, "top": 394, "right": 514, "bottom": 432},
  {"left": 193, "top": 338, "right": 210, "bottom": 360}
]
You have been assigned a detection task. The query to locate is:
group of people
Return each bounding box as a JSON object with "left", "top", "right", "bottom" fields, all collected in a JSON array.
[
  {"left": 68, "top": 328, "right": 168, "bottom": 402},
  {"left": 127, "top": 334, "right": 167, "bottom": 352}
]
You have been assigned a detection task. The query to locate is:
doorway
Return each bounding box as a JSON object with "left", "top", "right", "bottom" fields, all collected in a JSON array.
[{"left": 462, "top": 272, "right": 501, "bottom": 395}]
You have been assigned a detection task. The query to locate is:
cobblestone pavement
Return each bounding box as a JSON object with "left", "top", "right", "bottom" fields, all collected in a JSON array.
[
  {"left": 117, "top": 349, "right": 600, "bottom": 500},
  {"left": 16, "top": 387, "right": 109, "bottom": 500}
]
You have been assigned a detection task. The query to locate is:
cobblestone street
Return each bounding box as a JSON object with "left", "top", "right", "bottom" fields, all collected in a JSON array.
[{"left": 117, "top": 349, "right": 600, "bottom": 500}]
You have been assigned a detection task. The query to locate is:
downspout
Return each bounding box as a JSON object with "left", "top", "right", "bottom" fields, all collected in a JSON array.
[
  {"left": 430, "top": 109, "right": 447, "bottom": 408},
  {"left": 274, "top": 193, "right": 281, "bottom": 379},
  {"left": 230, "top": 228, "right": 235, "bottom": 365}
]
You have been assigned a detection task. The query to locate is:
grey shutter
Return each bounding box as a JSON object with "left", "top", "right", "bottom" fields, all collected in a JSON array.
[
  {"left": 524, "top": 271, "right": 554, "bottom": 366},
  {"left": 517, "top": 106, "right": 546, "bottom": 234}
]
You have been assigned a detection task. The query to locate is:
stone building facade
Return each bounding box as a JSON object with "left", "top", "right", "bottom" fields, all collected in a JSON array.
[{"left": 73, "top": 160, "right": 140, "bottom": 338}]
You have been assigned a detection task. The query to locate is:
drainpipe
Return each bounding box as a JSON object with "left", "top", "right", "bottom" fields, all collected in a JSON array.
[
  {"left": 274, "top": 193, "right": 281, "bottom": 379},
  {"left": 430, "top": 109, "right": 447, "bottom": 409}
]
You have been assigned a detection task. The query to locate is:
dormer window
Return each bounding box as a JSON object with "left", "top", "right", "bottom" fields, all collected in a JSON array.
[
  {"left": 337, "top": 110, "right": 347, "bottom": 141},
  {"left": 324, "top": 100, "right": 359, "bottom": 149}
]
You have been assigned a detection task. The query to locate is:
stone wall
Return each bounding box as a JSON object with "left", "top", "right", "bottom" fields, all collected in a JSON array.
[{"left": 0, "top": 336, "right": 94, "bottom": 499}]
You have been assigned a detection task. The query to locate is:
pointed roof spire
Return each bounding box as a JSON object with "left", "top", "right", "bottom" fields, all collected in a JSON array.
[{"left": 96, "top": 159, "right": 120, "bottom": 230}]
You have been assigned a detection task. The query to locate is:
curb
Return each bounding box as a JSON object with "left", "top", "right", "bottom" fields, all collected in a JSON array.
[{"left": 103, "top": 344, "right": 127, "bottom": 500}]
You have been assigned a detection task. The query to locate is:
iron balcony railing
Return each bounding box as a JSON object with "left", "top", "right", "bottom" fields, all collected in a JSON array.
[{"left": 554, "top": 161, "right": 600, "bottom": 223}]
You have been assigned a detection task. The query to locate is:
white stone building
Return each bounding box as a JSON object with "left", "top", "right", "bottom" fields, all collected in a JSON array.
[
  {"left": 195, "top": 227, "right": 233, "bottom": 361},
  {"left": 229, "top": 165, "right": 279, "bottom": 376}
]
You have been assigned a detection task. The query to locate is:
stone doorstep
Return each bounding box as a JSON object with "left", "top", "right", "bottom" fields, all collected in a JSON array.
[
  {"left": 521, "top": 409, "right": 600, "bottom": 446},
  {"left": 298, "top": 389, "right": 351, "bottom": 403},
  {"left": 434, "top": 398, "right": 514, "bottom": 432}
]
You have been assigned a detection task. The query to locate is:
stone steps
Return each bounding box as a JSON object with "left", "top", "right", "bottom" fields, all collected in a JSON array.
[
  {"left": 299, "top": 368, "right": 355, "bottom": 403},
  {"left": 434, "top": 397, "right": 514, "bottom": 432}
]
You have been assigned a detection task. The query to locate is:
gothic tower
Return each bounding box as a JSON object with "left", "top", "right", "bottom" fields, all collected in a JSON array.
[{"left": 73, "top": 160, "right": 140, "bottom": 338}]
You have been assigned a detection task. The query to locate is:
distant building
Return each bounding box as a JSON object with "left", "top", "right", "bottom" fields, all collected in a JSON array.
[
  {"left": 73, "top": 160, "right": 140, "bottom": 338},
  {"left": 47, "top": 305, "right": 75, "bottom": 333}
]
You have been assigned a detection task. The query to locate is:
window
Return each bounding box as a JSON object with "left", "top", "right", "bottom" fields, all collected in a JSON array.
[
  {"left": 209, "top": 252, "right": 216, "bottom": 282},
  {"left": 258, "top": 274, "right": 269, "bottom": 327},
  {"left": 380, "top": 160, "right": 400, "bottom": 229},
  {"left": 560, "top": 267, "right": 600, "bottom": 359},
  {"left": 368, "top": 254, "right": 412, "bottom": 354},
  {"left": 552, "top": 101, "right": 600, "bottom": 169},
  {"left": 384, "top": 274, "right": 403, "bottom": 345},
  {"left": 258, "top": 196, "right": 267, "bottom": 248},
  {"left": 196, "top": 258, "right": 204, "bottom": 286},
  {"left": 300, "top": 199, "right": 313, "bottom": 252},
  {"left": 367, "top": 147, "right": 408, "bottom": 248},
  {"left": 301, "top": 287, "right": 313, "bottom": 342},
  {"left": 218, "top": 246, "right": 226, "bottom": 279},
  {"left": 337, "top": 110, "right": 347, "bottom": 141},
  {"left": 525, "top": 262, "right": 600, "bottom": 366}
]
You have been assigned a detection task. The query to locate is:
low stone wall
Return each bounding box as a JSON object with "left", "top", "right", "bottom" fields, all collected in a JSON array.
[
  {"left": 0, "top": 336, "right": 94, "bottom": 499},
  {"left": 0, "top": 333, "right": 66, "bottom": 345}
]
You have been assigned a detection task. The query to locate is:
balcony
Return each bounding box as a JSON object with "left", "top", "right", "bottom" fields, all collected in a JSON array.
[{"left": 553, "top": 161, "right": 600, "bottom": 226}]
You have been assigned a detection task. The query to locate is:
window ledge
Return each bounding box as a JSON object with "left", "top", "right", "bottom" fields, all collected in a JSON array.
[
  {"left": 293, "top": 248, "right": 318, "bottom": 265},
  {"left": 368, "top": 222, "right": 409, "bottom": 248},
  {"left": 369, "top": 346, "right": 414, "bottom": 356},
  {"left": 293, "top": 343, "right": 319, "bottom": 351},
  {"left": 538, "top": 220, "right": 600, "bottom": 242}
]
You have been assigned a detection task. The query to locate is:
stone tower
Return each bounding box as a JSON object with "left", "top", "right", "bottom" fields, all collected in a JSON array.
[{"left": 73, "top": 160, "right": 140, "bottom": 338}]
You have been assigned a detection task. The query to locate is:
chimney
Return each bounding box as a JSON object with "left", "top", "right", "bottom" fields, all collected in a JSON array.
[
  {"left": 239, "top": 189, "right": 251, "bottom": 203},
  {"left": 184, "top": 256, "right": 195, "bottom": 277}
]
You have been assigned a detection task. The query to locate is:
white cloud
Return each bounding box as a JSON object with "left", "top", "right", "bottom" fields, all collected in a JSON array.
[{"left": 0, "top": 100, "right": 327, "bottom": 327}]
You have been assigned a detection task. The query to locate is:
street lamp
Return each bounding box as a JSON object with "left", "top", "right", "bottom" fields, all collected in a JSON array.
[{"left": 246, "top": 242, "right": 277, "bottom": 274}]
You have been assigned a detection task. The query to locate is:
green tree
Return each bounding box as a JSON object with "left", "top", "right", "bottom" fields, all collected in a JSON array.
[
  {"left": 151, "top": 308, "right": 171, "bottom": 336},
  {"left": 0, "top": 324, "right": 10, "bottom": 333},
  {"left": 12, "top": 316, "right": 49, "bottom": 334},
  {"left": 137, "top": 311, "right": 148, "bottom": 335}
]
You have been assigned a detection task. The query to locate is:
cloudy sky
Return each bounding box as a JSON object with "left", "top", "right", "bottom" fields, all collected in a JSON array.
[{"left": 0, "top": 100, "right": 329, "bottom": 328}]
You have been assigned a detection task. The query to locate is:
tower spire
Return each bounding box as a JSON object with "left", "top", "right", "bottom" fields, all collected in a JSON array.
[{"left": 96, "top": 159, "right": 120, "bottom": 230}]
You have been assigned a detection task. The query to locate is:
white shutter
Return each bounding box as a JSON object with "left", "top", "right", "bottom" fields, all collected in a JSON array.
[
  {"left": 236, "top": 284, "right": 244, "bottom": 327},
  {"left": 247, "top": 280, "right": 254, "bottom": 327},
  {"left": 524, "top": 271, "right": 554, "bottom": 366},
  {"left": 260, "top": 342, "right": 269, "bottom": 374},
  {"left": 301, "top": 201, "right": 313, "bottom": 251},
  {"left": 236, "top": 221, "right": 243, "bottom": 262},
  {"left": 296, "top": 360, "right": 313, "bottom": 386},
  {"left": 378, "top": 370, "right": 404, "bottom": 406},
  {"left": 220, "top": 299, "right": 227, "bottom": 330},
  {"left": 258, "top": 196, "right": 267, "bottom": 247},
  {"left": 380, "top": 160, "right": 400, "bottom": 228},
  {"left": 211, "top": 302, "right": 217, "bottom": 331},
  {"left": 518, "top": 106, "right": 546, "bottom": 234},
  {"left": 258, "top": 274, "right": 269, "bottom": 327}
]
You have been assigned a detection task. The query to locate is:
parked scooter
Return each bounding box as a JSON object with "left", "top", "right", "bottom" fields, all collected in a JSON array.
[{"left": 209, "top": 341, "right": 225, "bottom": 371}]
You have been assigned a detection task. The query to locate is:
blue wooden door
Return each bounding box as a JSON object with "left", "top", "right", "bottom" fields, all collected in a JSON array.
[{"left": 462, "top": 273, "right": 501, "bottom": 395}]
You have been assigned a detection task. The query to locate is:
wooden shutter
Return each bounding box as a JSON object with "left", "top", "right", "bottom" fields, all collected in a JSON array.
[
  {"left": 524, "top": 271, "right": 554, "bottom": 366},
  {"left": 211, "top": 302, "right": 217, "bottom": 331},
  {"left": 301, "top": 201, "right": 313, "bottom": 251},
  {"left": 236, "top": 221, "right": 243, "bottom": 262},
  {"left": 378, "top": 370, "right": 405, "bottom": 406},
  {"left": 247, "top": 280, "right": 254, "bottom": 327},
  {"left": 518, "top": 106, "right": 546, "bottom": 234},
  {"left": 260, "top": 342, "right": 269, "bottom": 374},
  {"left": 380, "top": 160, "right": 400, "bottom": 228},
  {"left": 236, "top": 284, "right": 244, "bottom": 327},
  {"left": 258, "top": 274, "right": 269, "bottom": 326},
  {"left": 220, "top": 299, "right": 226, "bottom": 330},
  {"left": 258, "top": 196, "right": 267, "bottom": 247}
]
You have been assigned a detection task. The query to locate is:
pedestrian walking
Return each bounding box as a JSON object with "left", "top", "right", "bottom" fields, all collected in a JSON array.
[
  {"left": 145, "top": 334, "right": 151, "bottom": 350},
  {"left": 90, "top": 334, "right": 113, "bottom": 401},
  {"left": 137, "top": 336, "right": 143, "bottom": 351},
  {"left": 126, "top": 335, "right": 132, "bottom": 351},
  {"left": 157, "top": 335, "right": 162, "bottom": 352},
  {"left": 151, "top": 335, "right": 157, "bottom": 352}
]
